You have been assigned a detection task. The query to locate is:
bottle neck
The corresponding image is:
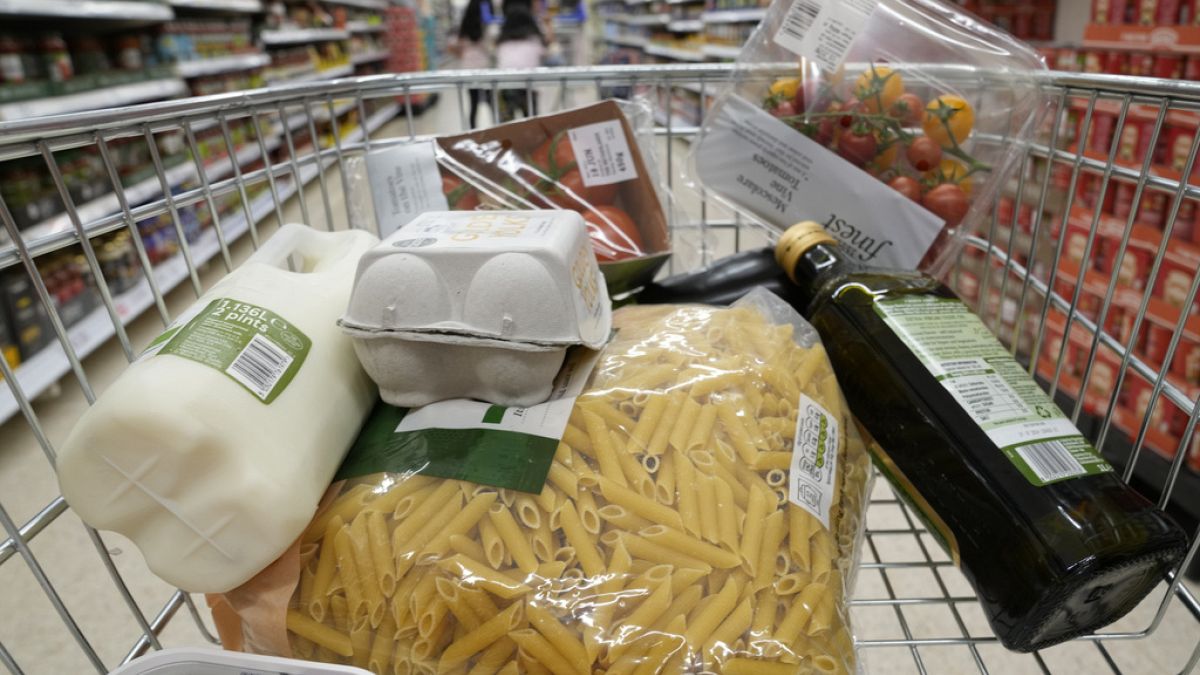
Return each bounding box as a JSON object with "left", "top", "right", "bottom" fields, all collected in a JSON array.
[{"left": 789, "top": 242, "right": 849, "bottom": 308}]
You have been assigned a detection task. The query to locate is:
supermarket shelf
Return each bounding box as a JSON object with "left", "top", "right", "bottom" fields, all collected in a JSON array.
[
  {"left": 0, "top": 183, "right": 285, "bottom": 425},
  {"left": 605, "top": 34, "right": 647, "bottom": 49},
  {"left": 318, "top": 0, "right": 385, "bottom": 8},
  {"left": 702, "top": 44, "right": 742, "bottom": 59},
  {"left": 0, "top": 101, "right": 397, "bottom": 425},
  {"left": 1083, "top": 23, "right": 1200, "bottom": 54},
  {"left": 0, "top": 103, "right": 397, "bottom": 425},
  {"left": 287, "top": 63, "right": 354, "bottom": 83},
  {"left": 1052, "top": 254, "right": 1200, "bottom": 343},
  {"left": 351, "top": 49, "right": 390, "bottom": 65},
  {"left": 261, "top": 28, "right": 349, "bottom": 46},
  {"left": 169, "top": 0, "right": 262, "bottom": 11},
  {"left": 16, "top": 135, "right": 282, "bottom": 248},
  {"left": 645, "top": 43, "right": 706, "bottom": 62},
  {"left": 0, "top": 78, "right": 188, "bottom": 122},
  {"left": 1069, "top": 144, "right": 1189, "bottom": 184},
  {"left": 701, "top": 7, "right": 767, "bottom": 23},
  {"left": 174, "top": 52, "right": 271, "bottom": 78},
  {"left": 678, "top": 82, "right": 718, "bottom": 95},
  {"left": 667, "top": 19, "right": 703, "bottom": 32},
  {"left": 0, "top": 0, "right": 173, "bottom": 21},
  {"left": 346, "top": 102, "right": 399, "bottom": 144},
  {"left": 275, "top": 97, "right": 356, "bottom": 134},
  {"left": 306, "top": 63, "right": 353, "bottom": 80},
  {"left": 653, "top": 109, "right": 700, "bottom": 130},
  {"left": 605, "top": 12, "right": 669, "bottom": 26},
  {"left": 346, "top": 20, "right": 384, "bottom": 33},
  {"left": 1069, "top": 98, "right": 1200, "bottom": 129}
]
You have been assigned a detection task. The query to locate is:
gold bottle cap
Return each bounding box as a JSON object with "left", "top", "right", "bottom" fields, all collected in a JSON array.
[{"left": 775, "top": 221, "right": 837, "bottom": 282}]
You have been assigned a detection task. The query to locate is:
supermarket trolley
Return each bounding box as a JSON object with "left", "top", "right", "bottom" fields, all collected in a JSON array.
[{"left": 0, "top": 64, "right": 1199, "bottom": 675}]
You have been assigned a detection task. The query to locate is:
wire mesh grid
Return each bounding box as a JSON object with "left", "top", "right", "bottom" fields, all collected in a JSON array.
[{"left": 0, "top": 64, "right": 1197, "bottom": 674}]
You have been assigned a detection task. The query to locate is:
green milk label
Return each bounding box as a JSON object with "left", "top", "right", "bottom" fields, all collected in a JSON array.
[{"left": 149, "top": 298, "right": 311, "bottom": 404}]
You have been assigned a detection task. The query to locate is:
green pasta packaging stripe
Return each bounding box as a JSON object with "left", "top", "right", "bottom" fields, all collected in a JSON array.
[
  {"left": 337, "top": 346, "right": 603, "bottom": 493},
  {"left": 338, "top": 400, "right": 560, "bottom": 494}
]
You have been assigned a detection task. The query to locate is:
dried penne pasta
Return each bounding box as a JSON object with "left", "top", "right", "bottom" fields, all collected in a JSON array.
[{"left": 227, "top": 302, "right": 870, "bottom": 675}]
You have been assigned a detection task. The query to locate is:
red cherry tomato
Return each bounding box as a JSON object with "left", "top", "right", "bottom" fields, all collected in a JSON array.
[
  {"left": 583, "top": 205, "right": 643, "bottom": 262},
  {"left": 770, "top": 100, "right": 797, "bottom": 119},
  {"left": 890, "top": 92, "right": 925, "bottom": 126},
  {"left": 837, "top": 131, "right": 877, "bottom": 166},
  {"left": 791, "top": 86, "right": 806, "bottom": 114},
  {"left": 905, "top": 136, "right": 943, "bottom": 172},
  {"left": 530, "top": 132, "right": 576, "bottom": 174},
  {"left": 889, "top": 176, "right": 922, "bottom": 202},
  {"left": 922, "top": 183, "right": 970, "bottom": 226},
  {"left": 442, "top": 175, "right": 480, "bottom": 210}
]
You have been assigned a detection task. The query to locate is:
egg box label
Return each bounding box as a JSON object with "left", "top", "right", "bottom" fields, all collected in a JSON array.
[{"left": 391, "top": 211, "right": 554, "bottom": 248}]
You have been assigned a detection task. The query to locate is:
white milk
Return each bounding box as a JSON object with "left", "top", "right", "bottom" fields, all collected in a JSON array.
[{"left": 56, "top": 225, "right": 378, "bottom": 593}]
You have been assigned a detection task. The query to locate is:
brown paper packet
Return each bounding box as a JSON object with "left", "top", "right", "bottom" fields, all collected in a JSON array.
[{"left": 207, "top": 482, "right": 345, "bottom": 657}]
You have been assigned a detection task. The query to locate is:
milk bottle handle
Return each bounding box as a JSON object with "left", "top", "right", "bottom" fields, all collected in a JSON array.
[{"left": 244, "top": 224, "right": 374, "bottom": 275}]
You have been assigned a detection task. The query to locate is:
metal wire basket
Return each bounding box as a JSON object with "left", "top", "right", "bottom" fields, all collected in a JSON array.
[{"left": 0, "top": 64, "right": 1197, "bottom": 674}]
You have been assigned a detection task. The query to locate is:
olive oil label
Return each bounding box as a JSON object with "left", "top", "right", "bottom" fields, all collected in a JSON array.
[
  {"left": 875, "top": 295, "right": 1113, "bottom": 486},
  {"left": 790, "top": 394, "right": 840, "bottom": 529}
]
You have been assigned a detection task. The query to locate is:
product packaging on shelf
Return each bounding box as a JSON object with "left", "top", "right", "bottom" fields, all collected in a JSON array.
[
  {"left": 210, "top": 289, "right": 873, "bottom": 675},
  {"left": 339, "top": 210, "right": 612, "bottom": 408},
  {"left": 363, "top": 99, "right": 672, "bottom": 294},
  {"left": 56, "top": 225, "right": 379, "bottom": 593},
  {"left": 687, "top": 0, "right": 1046, "bottom": 273}
]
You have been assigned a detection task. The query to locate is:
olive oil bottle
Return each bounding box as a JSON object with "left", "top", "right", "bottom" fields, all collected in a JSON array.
[{"left": 775, "top": 221, "right": 1187, "bottom": 652}]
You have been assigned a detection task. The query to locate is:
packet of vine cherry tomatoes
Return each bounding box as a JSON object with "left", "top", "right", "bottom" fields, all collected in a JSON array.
[
  {"left": 433, "top": 100, "right": 673, "bottom": 295},
  {"left": 690, "top": 0, "right": 1047, "bottom": 272}
]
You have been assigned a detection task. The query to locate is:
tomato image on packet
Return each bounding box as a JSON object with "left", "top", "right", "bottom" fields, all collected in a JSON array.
[{"left": 441, "top": 172, "right": 480, "bottom": 211}]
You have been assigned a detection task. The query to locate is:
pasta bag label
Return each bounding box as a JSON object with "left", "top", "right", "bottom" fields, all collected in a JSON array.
[
  {"left": 336, "top": 346, "right": 602, "bottom": 492},
  {"left": 790, "top": 394, "right": 840, "bottom": 529}
]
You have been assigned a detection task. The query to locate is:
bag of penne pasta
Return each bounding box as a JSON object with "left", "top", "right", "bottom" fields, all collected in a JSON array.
[{"left": 208, "top": 289, "right": 873, "bottom": 675}]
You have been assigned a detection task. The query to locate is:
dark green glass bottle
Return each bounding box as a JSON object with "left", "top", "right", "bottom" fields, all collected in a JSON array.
[{"left": 775, "top": 221, "right": 1188, "bottom": 652}]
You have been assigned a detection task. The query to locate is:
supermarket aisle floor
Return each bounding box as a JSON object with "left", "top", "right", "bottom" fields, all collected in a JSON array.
[{"left": 0, "top": 90, "right": 1198, "bottom": 674}]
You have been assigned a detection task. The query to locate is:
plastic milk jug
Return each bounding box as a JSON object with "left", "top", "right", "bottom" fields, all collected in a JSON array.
[{"left": 56, "top": 225, "right": 379, "bottom": 593}]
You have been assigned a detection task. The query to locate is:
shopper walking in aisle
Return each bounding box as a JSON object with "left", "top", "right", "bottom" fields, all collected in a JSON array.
[
  {"left": 454, "top": 0, "right": 493, "bottom": 129},
  {"left": 496, "top": 1, "right": 546, "bottom": 122}
]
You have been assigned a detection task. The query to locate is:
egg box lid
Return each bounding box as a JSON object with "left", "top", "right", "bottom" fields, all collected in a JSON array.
[{"left": 340, "top": 210, "right": 611, "bottom": 349}]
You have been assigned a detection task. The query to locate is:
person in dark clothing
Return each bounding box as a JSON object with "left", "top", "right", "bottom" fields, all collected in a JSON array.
[
  {"left": 456, "top": 0, "right": 492, "bottom": 128},
  {"left": 496, "top": 4, "right": 546, "bottom": 121}
]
